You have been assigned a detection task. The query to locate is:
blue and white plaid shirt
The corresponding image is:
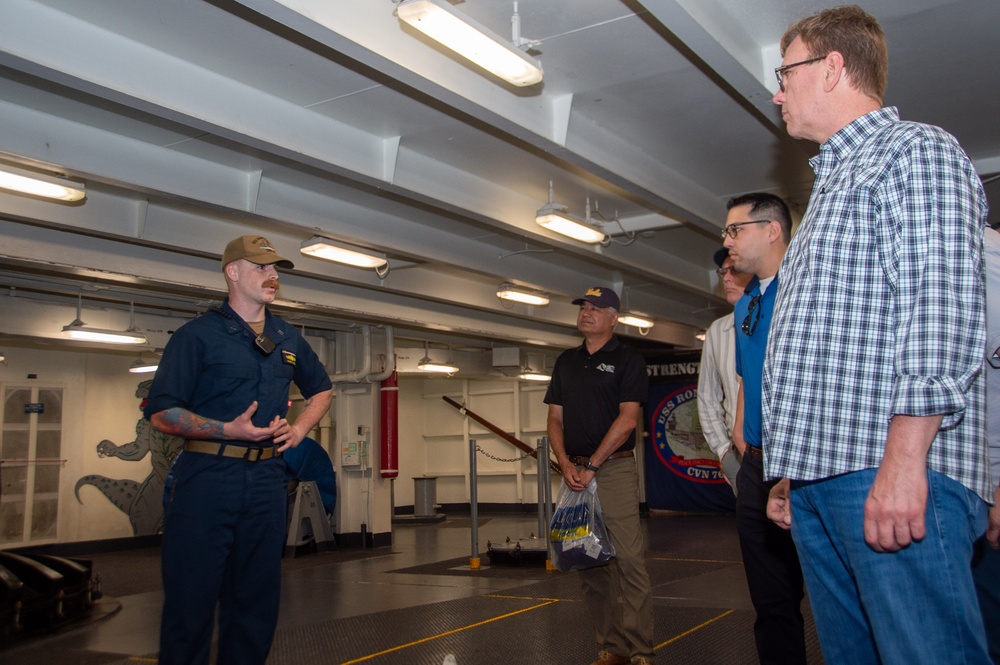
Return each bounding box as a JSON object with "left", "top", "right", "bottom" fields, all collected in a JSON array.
[{"left": 763, "top": 107, "right": 993, "bottom": 501}]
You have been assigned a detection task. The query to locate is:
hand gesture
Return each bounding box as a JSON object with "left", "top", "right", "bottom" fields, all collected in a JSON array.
[{"left": 223, "top": 402, "right": 279, "bottom": 442}]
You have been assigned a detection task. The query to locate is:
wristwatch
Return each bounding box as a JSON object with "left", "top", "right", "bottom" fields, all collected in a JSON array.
[{"left": 583, "top": 460, "right": 601, "bottom": 473}]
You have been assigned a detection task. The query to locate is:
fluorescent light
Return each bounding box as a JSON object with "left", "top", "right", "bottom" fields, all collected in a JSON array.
[
  {"left": 416, "top": 340, "right": 458, "bottom": 374},
  {"left": 0, "top": 163, "right": 85, "bottom": 201},
  {"left": 535, "top": 204, "right": 606, "bottom": 244},
  {"left": 497, "top": 284, "right": 549, "bottom": 306},
  {"left": 129, "top": 357, "right": 159, "bottom": 374},
  {"left": 397, "top": 0, "right": 543, "bottom": 87},
  {"left": 61, "top": 297, "right": 146, "bottom": 345},
  {"left": 62, "top": 320, "right": 147, "bottom": 345},
  {"left": 618, "top": 313, "right": 655, "bottom": 329},
  {"left": 417, "top": 356, "right": 459, "bottom": 374},
  {"left": 300, "top": 236, "right": 387, "bottom": 269},
  {"left": 518, "top": 369, "right": 551, "bottom": 382}
]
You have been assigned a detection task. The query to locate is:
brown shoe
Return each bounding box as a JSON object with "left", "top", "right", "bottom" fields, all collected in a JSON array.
[{"left": 589, "top": 651, "right": 630, "bottom": 665}]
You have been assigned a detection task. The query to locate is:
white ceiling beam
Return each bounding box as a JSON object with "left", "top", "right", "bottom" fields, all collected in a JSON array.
[
  {"left": 231, "top": 0, "right": 732, "bottom": 232},
  {"left": 637, "top": 0, "right": 784, "bottom": 129}
]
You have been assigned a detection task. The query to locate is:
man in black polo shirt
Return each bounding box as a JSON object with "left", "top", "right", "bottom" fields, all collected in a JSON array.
[{"left": 545, "top": 286, "right": 653, "bottom": 665}]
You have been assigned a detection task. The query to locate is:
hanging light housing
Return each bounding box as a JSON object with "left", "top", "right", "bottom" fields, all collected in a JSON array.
[
  {"left": 62, "top": 297, "right": 147, "bottom": 345},
  {"left": 300, "top": 236, "right": 389, "bottom": 272},
  {"left": 0, "top": 162, "right": 86, "bottom": 202},
  {"left": 618, "top": 313, "right": 655, "bottom": 329},
  {"left": 497, "top": 283, "right": 549, "bottom": 306},
  {"left": 518, "top": 368, "right": 551, "bottom": 382},
  {"left": 535, "top": 181, "right": 606, "bottom": 244},
  {"left": 397, "top": 0, "right": 543, "bottom": 87},
  {"left": 417, "top": 341, "right": 459, "bottom": 374},
  {"left": 128, "top": 356, "right": 159, "bottom": 374}
]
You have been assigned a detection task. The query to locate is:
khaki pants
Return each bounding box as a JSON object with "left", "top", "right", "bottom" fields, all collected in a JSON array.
[{"left": 579, "top": 456, "right": 655, "bottom": 661}]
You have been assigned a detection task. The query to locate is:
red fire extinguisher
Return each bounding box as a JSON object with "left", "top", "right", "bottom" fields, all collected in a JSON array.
[{"left": 379, "top": 372, "right": 399, "bottom": 478}]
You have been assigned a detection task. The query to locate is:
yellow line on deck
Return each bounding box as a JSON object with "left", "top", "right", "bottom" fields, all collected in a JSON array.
[
  {"left": 654, "top": 609, "right": 735, "bottom": 651},
  {"left": 340, "top": 599, "right": 559, "bottom": 664}
]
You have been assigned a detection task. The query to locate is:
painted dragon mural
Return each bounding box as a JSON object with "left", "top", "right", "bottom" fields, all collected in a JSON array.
[{"left": 75, "top": 379, "right": 184, "bottom": 536}]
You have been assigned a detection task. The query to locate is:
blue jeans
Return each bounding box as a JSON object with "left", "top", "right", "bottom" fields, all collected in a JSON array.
[
  {"left": 790, "top": 468, "right": 990, "bottom": 665},
  {"left": 972, "top": 535, "right": 1000, "bottom": 664}
]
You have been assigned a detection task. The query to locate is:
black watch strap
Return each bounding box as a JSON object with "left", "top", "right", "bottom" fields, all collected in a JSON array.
[{"left": 584, "top": 460, "right": 601, "bottom": 472}]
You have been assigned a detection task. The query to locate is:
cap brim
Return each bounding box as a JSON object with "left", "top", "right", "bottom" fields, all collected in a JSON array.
[{"left": 246, "top": 257, "right": 294, "bottom": 269}]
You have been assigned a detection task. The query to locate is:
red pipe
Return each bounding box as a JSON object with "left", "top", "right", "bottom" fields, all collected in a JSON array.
[{"left": 379, "top": 372, "right": 399, "bottom": 478}]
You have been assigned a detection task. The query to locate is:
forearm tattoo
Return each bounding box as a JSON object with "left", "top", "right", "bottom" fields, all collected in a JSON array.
[{"left": 152, "top": 407, "right": 225, "bottom": 439}]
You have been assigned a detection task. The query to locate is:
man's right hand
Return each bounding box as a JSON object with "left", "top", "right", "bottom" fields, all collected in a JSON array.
[
  {"left": 766, "top": 478, "right": 792, "bottom": 530},
  {"left": 222, "top": 401, "right": 280, "bottom": 442},
  {"left": 558, "top": 458, "right": 586, "bottom": 492}
]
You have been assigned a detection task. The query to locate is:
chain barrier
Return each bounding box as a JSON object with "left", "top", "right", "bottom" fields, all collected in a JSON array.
[{"left": 474, "top": 443, "right": 534, "bottom": 464}]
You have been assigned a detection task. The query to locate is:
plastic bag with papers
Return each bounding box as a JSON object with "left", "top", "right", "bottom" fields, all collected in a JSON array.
[{"left": 549, "top": 478, "right": 615, "bottom": 572}]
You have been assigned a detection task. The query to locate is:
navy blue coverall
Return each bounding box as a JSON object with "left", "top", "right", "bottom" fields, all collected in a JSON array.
[{"left": 145, "top": 299, "right": 332, "bottom": 665}]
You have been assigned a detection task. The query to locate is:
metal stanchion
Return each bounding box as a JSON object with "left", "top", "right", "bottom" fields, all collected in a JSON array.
[
  {"left": 540, "top": 436, "right": 555, "bottom": 571},
  {"left": 536, "top": 438, "right": 546, "bottom": 541},
  {"left": 469, "top": 438, "right": 481, "bottom": 570}
]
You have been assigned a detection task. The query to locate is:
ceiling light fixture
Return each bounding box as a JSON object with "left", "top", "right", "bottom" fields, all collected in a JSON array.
[
  {"left": 417, "top": 341, "right": 459, "bottom": 374},
  {"left": 618, "top": 313, "right": 655, "bottom": 329},
  {"left": 0, "top": 163, "right": 86, "bottom": 202},
  {"left": 397, "top": 0, "right": 543, "bottom": 87},
  {"left": 518, "top": 367, "right": 551, "bottom": 382},
  {"left": 497, "top": 283, "right": 549, "bottom": 306},
  {"left": 535, "top": 181, "right": 607, "bottom": 244},
  {"left": 300, "top": 236, "right": 389, "bottom": 275},
  {"left": 518, "top": 353, "right": 550, "bottom": 381},
  {"left": 128, "top": 356, "right": 159, "bottom": 374},
  {"left": 62, "top": 297, "right": 147, "bottom": 345}
]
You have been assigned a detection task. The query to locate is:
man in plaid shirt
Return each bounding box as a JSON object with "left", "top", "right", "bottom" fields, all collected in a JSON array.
[{"left": 763, "top": 6, "right": 991, "bottom": 664}]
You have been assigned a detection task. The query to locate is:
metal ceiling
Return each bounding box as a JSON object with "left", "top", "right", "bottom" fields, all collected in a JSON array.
[{"left": 1, "top": 0, "right": 998, "bottom": 362}]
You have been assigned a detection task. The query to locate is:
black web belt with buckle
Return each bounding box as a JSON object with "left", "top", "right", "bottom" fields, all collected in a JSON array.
[{"left": 184, "top": 440, "right": 280, "bottom": 462}]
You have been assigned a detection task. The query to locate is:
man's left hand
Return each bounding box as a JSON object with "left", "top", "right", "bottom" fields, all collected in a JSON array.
[
  {"left": 272, "top": 417, "right": 303, "bottom": 452},
  {"left": 864, "top": 458, "right": 928, "bottom": 552}
]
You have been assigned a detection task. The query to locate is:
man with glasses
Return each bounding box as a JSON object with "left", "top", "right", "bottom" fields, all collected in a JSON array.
[
  {"left": 722, "top": 192, "right": 802, "bottom": 665},
  {"left": 697, "top": 247, "right": 752, "bottom": 493},
  {"left": 764, "top": 6, "right": 991, "bottom": 664}
]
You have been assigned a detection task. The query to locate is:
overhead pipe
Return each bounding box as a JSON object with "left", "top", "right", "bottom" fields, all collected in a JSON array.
[{"left": 327, "top": 324, "right": 395, "bottom": 384}]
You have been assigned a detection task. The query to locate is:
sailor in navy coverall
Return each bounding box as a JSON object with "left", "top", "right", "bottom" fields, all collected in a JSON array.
[{"left": 145, "top": 235, "right": 333, "bottom": 665}]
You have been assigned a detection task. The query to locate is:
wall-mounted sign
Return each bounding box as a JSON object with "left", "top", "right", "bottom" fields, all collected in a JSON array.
[{"left": 24, "top": 402, "right": 45, "bottom": 414}]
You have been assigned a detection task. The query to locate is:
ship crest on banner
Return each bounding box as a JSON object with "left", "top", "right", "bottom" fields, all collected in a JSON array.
[{"left": 651, "top": 385, "right": 725, "bottom": 484}]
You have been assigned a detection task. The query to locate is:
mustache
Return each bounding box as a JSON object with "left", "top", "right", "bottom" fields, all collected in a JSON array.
[{"left": 262, "top": 279, "right": 280, "bottom": 290}]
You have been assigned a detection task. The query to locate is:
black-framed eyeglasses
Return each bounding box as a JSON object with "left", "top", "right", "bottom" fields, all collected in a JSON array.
[
  {"left": 742, "top": 293, "right": 762, "bottom": 336},
  {"left": 774, "top": 55, "right": 827, "bottom": 92},
  {"left": 720, "top": 220, "right": 770, "bottom": 241},
  {"left": 716, "top": 266, "right": 741, "bottom": 277}
]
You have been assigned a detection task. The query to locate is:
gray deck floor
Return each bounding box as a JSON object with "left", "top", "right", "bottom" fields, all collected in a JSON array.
[{"left": 2, "top": 512, "right": 824, "bottom": 664}]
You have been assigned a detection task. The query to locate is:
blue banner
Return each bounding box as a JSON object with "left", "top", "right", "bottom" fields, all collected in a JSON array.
[{"left": 643, "top": 350, "right": 735, "bottom": 512}]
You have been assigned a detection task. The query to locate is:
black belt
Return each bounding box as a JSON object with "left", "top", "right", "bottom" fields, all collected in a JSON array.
[
  {"left": 568, "top": 450, "right": 634, "bottom": 466},
  {"left": 184, "top": 440, "right": 280, "bottom": 462},
  {"left": 744, "top": 445, "right": 763, "bottom": 461}
]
